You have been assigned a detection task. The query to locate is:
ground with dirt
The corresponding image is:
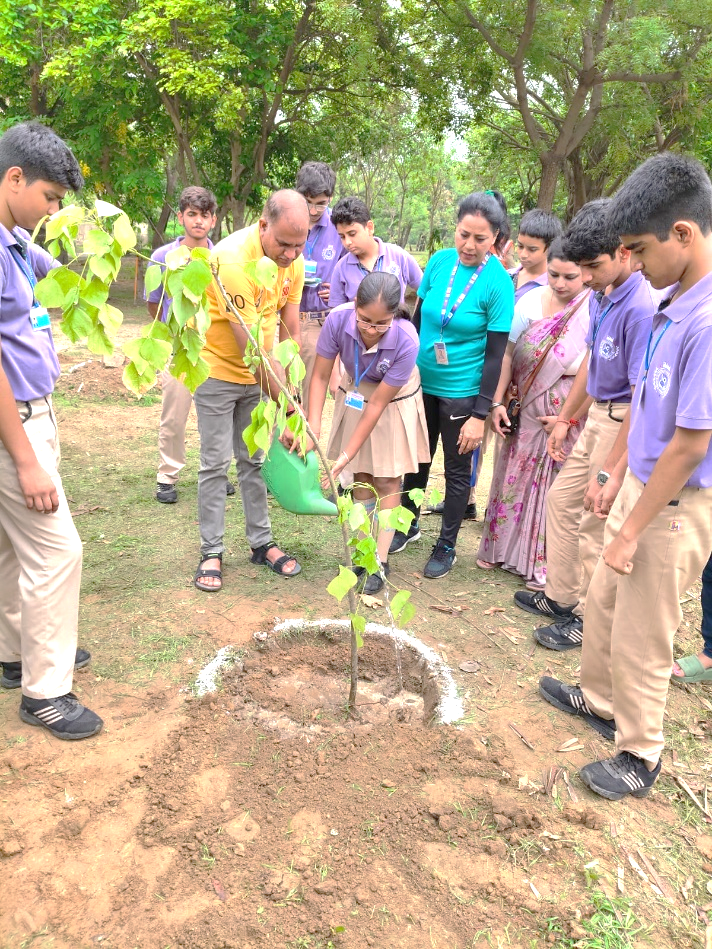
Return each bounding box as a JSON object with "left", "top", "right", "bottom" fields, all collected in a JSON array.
[{"left": 1, "top": 270, "right": 711, "bottom": 949}]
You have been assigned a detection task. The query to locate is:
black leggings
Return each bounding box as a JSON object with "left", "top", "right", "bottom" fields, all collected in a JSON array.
[{"left": 401, "top": 393, "right": 476, "bottom": 548}]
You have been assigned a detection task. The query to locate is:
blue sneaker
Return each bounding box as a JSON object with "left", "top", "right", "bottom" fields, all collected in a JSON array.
[{"left": 423, "top": 540, "right": 456, "bottom": 579}]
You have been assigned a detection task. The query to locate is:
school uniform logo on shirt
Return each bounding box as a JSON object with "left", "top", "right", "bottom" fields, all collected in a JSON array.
[
  {"left": 387, "top": 263, "right": 400, "bottom": 276},
  {"left": 598, "top": 335, "right": 620, "bottom": 361},
  {"left": 377, "top": 358, "right": 391, "bottom": 374},
  {"left": 653, "top": 361, "right": 672, "bottom": 398},
  {"left": 322, "top": 245, "right": 335, "bottom": 261}
]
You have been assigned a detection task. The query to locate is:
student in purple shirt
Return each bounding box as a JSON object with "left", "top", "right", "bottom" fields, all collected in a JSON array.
[
  {"left": 147, "top": 186, "right": 223, "bottom": 505},
  {"left": 305, "top": 272, "right": 429, "bottom": 593},
  {"left": 328, "top": 197, "right": 422, "bottom": 307},
  {"left": 515, "top": 199, "right": 658, "bottom": 650},
  {"left": 539, "top": 153, "right": 712, "bottom": 802},
  {"left": 509, "top": 210, "right": 563, "bottom": 303},
  {"left": 0, "top": 123, "right": 101, "bottom": 740},
  {"left": 294, "top": 162, "right": 345, "bottom": 414}
]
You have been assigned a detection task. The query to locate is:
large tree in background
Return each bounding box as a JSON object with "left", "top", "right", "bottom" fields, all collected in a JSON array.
[{"left": 406, "top": 0, "right": 712, "bottom": 211}]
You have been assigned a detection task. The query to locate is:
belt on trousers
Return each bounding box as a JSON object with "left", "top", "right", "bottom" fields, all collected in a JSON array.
[
  {"left": 594, "top": 399, "right": 629, "bottom": 423},
  {"left": 338, "top": 383, "right": 421, "bottom": 405},
  {"left": 300, "top": 311, "right": 328, "bottom": 321}
]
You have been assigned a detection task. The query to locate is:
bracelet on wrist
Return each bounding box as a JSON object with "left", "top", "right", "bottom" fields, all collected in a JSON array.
[
  {"left": 490, "top": 401, "right": 504, "bottom": 410},
  {"left": 568, "top": 418, "right": 578, "bottom": 426},
  {"left": 340, "top": 450, "right": 350, "bottom": 463}
]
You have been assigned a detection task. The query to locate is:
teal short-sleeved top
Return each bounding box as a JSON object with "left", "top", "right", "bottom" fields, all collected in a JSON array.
[{"left": 417, "top": 249, "right": 514, "bottom": 398}]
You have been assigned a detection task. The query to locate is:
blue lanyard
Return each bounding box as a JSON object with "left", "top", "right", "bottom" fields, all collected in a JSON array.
[
  {"left": 642, "top": 318, "right": 672, "bottom": 380},
  {"left": 305, "top": 225, "right": 321, "bottom": 260},
  {"left": 353, "top": 338, "right": 380, "bottom": 387},
  {"left": 440, "top": 255, "right": 489, "bottom": 334},
  {"left": 357, "top": 257, "right": 383, "bottom": 277},
  {"left": 8, "top": 243, "right": 38, "bottom": 296},
  {"left": 590, "top": 300, "right": 614, "bottom": 345}
]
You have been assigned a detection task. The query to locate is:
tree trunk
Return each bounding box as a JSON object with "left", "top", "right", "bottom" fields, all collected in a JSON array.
[{"left": 536, "top": 156, "right": 563, "bottom": 211}]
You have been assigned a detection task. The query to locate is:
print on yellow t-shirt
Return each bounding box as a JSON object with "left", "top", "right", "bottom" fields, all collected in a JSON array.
[{"left": 204, "top": 223, "right": 305, "bottom": 385}]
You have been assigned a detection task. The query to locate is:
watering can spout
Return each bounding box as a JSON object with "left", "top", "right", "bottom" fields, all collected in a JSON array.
[{"left": 260, "top": 438, "right": 339, "bottom": 516}]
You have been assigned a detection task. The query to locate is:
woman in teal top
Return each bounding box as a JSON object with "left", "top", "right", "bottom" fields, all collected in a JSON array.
[{"left": 390, "top": 192, "right": 514, "bottom": 579}]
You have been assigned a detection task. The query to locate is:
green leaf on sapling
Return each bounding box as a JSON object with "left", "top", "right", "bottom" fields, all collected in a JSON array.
[
  {"left": 181, "top": 259, "right": 213, "bottom": 299},
  {"left": 273, "top": 339, "right": 300, "bottom": 368},
  {"left": 348, "top": 502, "right": 372, "bottom": 533},
  {"left": 34, "top": 272, "right": 65, "bottom": 309},
  {"left": 349, "top": 613, "right": 366, "bottom": 648},
  {"left": 81, "top": 278, "right": 109, "bottom": 308},
  {"left": 83, "top": 228, "right": 113, "bottom": 255},
  {"left": 179, "top": 327, "right": 204, "bottom": 363},
  {"left": 254, "top": 256, "right": 278, "bottom": 288},
  {"left": 390, "top": 590, "right": 412, "bottom": 624},
  {"left": 143, "top": 320, "right": 172, "bottom": 342},
  {"left": 123, "top": 360, "right": 156, "bottom": 395},
  {"left": 60, "top": 307, "right": 94, "bottom": 342},
  {"left": 407, "top": 488, "right": 425, "bottom": 507},
  {"left": 86, "top": 323, "right": 114, "bottom": 356},
  {"left": 327, "top": 566, "right": 358, "bottom": 603},
  {"left": 429, "top": 488, "right": 443, "bottom": 507},
  {"left": 113, "top": 214, "right": 137, "bottom": 252},
  {"left": 144, "top": 264, "right": 164, "bottom": 293},
  {"left": 138, "top": 336, "right": 172, "bottom": 370},
  {"left": 88, "top": 255, "right": 113, "bottom": 283}
]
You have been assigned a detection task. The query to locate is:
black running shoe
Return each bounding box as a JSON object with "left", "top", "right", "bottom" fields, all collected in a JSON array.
[
  {"left": 363, "top": 562, "right": 390, "bottom": 595},
  {"left": 463, "top": 503, "right": 477, "bottom": 521},
  {"left": 579, "top": 752, "right": 661, "bottom": 801},
  {"left": 514, "top": 590, "right": 576, "bottom": 620},
  {"left": 226, "top": 482, "right": 236, "bottom": 496},
  {"left": 539, "top": 676, "right": 616, "bottom": 740},
  {"left": 156, "top": 482, "right": 178, "bottom": 504},
  {"left": 389, "top": 522, "right": 421, "bottom": 554},
  {"left": 1, "top": 649, "right": 91, "bottom": 690},
  {"left": 423, "top": 540, "right": 457, "bottom": 579},
  {"left": 19, "top": 693, "right": 103, "bottom": 740},
  {"left": 534, "top": 615, "right": 584, "bottom": 651}
]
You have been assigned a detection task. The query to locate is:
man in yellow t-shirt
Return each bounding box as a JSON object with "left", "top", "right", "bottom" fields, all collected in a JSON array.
[{"left": 193, "top": 190, "right": 308, "bottom": 592}]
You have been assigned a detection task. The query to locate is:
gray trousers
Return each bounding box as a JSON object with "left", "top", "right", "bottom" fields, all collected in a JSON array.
[{"left": 194, "top": 377, "right": 272, "bottom": 555}]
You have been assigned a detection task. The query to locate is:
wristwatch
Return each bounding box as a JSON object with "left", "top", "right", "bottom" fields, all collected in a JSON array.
[{"left": 597, "top": 470, "right": 610, "bottom": 486}]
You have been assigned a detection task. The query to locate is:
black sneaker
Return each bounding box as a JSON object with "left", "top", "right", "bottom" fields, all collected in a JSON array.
[
  {"left": 425, "top": 501, "right": 444, "bottom": 515},
  {"left": 363, "top": 563, "right": 390, "bottom": 595},
  {"left": 156, "top": 482, "right": 178, "bottom": 504},
  {"left": 514, "top": 590, "right": 576, "bottom": 620},
  {"left": 389, "top": 521, "right": 421, "bottom": 554},
  {"left": 226, "top": 481, "right": 236, "bottom": 497},
  {"left": 463, "top": 503, "right": 477, "bottom": 521},
  {"left": 1, "top": 649, "right": 91, "bottom": 690},
  {"left": 534, "top": 615, "right": 584, "bottom": 651},
  {"left": 19, "top": 693, "right": 103, "bottom": 740},
  {"left": 539, "top": 676, "right": 616, "bottom": 740},
  {"left": 423, "top": 540, "right": 456, "bottom": 579},
  {"left": 579, "top": 752, "right": 661, "bottom": 801}
]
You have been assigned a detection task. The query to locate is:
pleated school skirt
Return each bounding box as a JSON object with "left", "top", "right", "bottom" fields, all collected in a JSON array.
[{"left": 327, "top": 366, "right": 430, "bottom": 478}]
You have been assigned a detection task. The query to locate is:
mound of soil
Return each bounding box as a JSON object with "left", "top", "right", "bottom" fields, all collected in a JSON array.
[{"left": 56, "top": 354, "right": 149, "bottom": 402}]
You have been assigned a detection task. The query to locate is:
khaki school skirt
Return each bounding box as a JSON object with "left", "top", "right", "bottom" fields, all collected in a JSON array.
[{"left": 327, "top": 366, "right": 430, "bottom": 478}]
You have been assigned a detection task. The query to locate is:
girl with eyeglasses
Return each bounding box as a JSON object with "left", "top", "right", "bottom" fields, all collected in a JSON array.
[{"left": 304, "top": 271, "right": 429, "bottom": 592}]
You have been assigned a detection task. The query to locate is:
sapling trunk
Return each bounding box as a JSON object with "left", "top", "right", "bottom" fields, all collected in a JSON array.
[{"left": 210, "top": 271, "right": 361, "bottom": 712}]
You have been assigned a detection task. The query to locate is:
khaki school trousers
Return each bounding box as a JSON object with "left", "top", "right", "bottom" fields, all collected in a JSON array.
[
  {"left": 299, "top": 313, "right": 326, "bottom": 416},
  {"left": 545, "top": 401, "right": 629, "bottom": 615},
  {"left": 0, "top": 397, "right": 82, "bottom": 698},
  {"left": 157, "top": 369, "right": 193, "bottom": 484},
  {"left": 581, "top": 471, "right": 712, "bottom": 766}
]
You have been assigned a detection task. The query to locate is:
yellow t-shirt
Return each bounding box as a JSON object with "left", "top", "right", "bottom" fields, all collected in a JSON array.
[{"left": 204, "top": 223, "right": 305, "bottom": 385}]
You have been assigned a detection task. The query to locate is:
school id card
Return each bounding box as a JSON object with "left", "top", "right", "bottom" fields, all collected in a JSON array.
[
  {"left": 344, "top": 390, "right": 365, "bottom": 411},
  {"left": 434, "top": 341, "right": 449, "bottom": 365},
  {"left": 31, "top": 306, "right": 51, "bottom": 332}
]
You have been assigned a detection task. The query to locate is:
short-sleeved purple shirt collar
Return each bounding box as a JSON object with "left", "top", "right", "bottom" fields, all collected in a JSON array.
[
  {"left": 300, "top": 208, "right": 343, "bottom": 313},
  {"left": 508, "top": 266, "right": 548, "bottom": 304},
  {"left": 147, "top": 236, "right": 213, "bottom": 321}
]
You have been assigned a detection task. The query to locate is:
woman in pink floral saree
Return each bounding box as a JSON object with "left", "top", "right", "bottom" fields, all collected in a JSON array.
[{"left": 477, "top": 242, "right": 592, "bottom": 588}]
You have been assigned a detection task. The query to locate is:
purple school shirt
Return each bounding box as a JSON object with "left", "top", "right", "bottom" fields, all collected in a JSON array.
[
  {"left": 585, "top": 271, "right": 659, "bottom": 402},
  {"left": 328, "top": 238, "right": 422, "bottom": 308},
  {"left": 508, "top": 266, "right": 548, "bottom": 304},
  {"left": 300, "top": 209, "right": 345, "bottom": 313},
  {"left": 316, "top": 302, "right": 418, "bottom": 387},
  {"left": 0, "top": 223, "right": 59, "bottom": 402},
  {"left": 147, "top": 236, "right": 214, "bottom": 321},
  {"left": 627, "top": 271, "right": 712, "bottom": 488}
]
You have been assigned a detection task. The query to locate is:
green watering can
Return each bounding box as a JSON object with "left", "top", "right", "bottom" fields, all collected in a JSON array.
[{"left": 261, "top": 438, "right": 338, "bottom": 516}]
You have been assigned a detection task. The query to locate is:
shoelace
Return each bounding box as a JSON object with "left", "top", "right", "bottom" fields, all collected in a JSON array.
[
  {"left": 47, "top": 693, "right": 79, "bottom": 714},
  {"left": 431, "top": 543, "right": 453, "bottom": 562}
]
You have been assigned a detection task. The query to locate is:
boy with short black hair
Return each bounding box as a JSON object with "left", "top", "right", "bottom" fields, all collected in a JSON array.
[
  {"left": 515, "top": 198, "right": 659, "bottom": 650},
  {"left": 510, "top": 209, "right": 563, "bottom": 302},
  {"left": 294, "top": 161, "right": 344, "bottom": 414},
  {"left": 539, "top": 153, "right": 712, "bottom": 801},
  {"left": 0, "top": 122, "right": 102, "bottom": 739},
  {"left": 328, "top": 196, "right": 422, "bottom": 307},
  {"left": 148, "top": 186, "right": 222, "bottom": 504}
]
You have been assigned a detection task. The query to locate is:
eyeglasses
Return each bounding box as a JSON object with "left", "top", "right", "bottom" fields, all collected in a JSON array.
[
  {"left": 356, "top": 316, "right": 393, "bottom": 333},
  {"left": 306, "top": 200, "right": 329, "bottom": 211}
]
